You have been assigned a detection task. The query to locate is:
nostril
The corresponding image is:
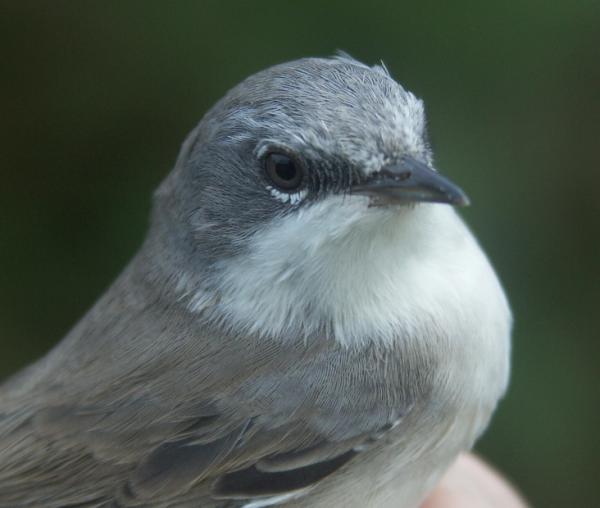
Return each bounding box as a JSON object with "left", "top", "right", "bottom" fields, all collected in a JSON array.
[
  {"left": 380, "top": 168, "right": 412, "bottom": 182},
  {"left": 396, "top": 170, "right": 412, "bottom": 181}
]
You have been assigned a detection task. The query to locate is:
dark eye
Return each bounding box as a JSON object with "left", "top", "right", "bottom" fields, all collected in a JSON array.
[{"left": 264, "top": 152, "right": 304, "bottom": 192}]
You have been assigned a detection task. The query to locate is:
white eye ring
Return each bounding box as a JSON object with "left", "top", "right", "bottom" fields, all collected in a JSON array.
[{"left": 266, "top": 185, "right": 308, "bottom": 205}]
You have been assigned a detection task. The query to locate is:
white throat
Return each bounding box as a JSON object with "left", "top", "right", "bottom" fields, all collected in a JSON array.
[{"left": 185, "top": 196, "right": 508, "bottom": 350}]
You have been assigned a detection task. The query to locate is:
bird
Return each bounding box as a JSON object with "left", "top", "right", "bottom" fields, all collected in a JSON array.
[{"left": 0, "top": 55, "right": 512, "bottom": 508}]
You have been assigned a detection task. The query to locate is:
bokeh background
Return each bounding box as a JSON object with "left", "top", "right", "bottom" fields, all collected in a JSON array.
[{"left": 1, "top": 2, "right": 598, "bottom": 506}]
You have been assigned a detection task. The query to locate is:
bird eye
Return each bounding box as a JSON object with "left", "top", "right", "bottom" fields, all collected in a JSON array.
[{"left": 264, "top": 152, "right": 304, "bottom": 192}]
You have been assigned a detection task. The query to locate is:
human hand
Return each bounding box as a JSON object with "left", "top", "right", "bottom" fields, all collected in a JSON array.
[{"left": 422, "top": 453, "right": 528, "bottom": 508}]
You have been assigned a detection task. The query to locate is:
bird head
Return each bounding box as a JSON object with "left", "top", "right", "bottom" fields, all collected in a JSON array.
[{"left": 148, "top": 56, "right": 470, "bottom": 344}]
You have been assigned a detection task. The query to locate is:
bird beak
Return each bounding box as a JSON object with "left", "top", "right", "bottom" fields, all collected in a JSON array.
[{"left": 350, "top": 155, "right": 470, "bottom": 206}]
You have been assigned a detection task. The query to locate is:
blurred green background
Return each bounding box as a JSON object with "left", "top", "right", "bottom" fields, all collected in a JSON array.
[{"left": 1, "top": 1, "right": 598, "bottom": 506}]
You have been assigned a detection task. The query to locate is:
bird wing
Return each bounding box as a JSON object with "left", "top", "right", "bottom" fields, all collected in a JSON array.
[
  {"left": 1, "top": 387, "right": 403, "bottom": 507},
  {"left": 0, "top": 296, "right": 413, "bottom": 507}
]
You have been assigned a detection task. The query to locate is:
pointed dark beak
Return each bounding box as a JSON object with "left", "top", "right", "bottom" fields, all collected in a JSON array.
[{"left": 350, "top": 155, "right": 470, "bottom": 206}]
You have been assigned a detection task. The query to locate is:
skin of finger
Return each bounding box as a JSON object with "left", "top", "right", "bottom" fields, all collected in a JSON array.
[{"left": 421, "top": 454, "right": 528, "bottom": 508}]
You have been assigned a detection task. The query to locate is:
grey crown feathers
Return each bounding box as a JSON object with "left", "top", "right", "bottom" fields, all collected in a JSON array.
[{"left": 0, "top": 55, "right": 511, "bottom": 508}]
